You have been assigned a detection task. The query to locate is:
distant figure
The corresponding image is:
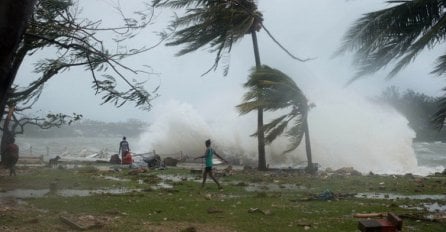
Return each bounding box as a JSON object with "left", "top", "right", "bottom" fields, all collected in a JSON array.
[
  {"left": 1, "top": 137, "right": 19, "bottom": 176},
  {"left": 122, "top": 151, "right": 133, "bottom": 165},
  {"left": 48, "top": 155, "right": 61, "bottom": 168},
  {"left": 195, "top": 139, "right": 228, "bottom": 189},
  {"left": 118, "top": 136, "right": 130, "bottom": 160}
]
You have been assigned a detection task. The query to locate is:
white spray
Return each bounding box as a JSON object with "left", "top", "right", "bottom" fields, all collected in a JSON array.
[{"left": 136, "top": 86, "right": 421, "bottom": 174}]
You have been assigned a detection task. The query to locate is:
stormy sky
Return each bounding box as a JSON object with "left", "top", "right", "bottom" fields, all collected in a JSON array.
[{"left": 15, "top": 0, "right": 446, "bottom": 123}]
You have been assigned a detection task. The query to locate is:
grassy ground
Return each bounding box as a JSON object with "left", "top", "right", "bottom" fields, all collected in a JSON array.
[{"left": 0, "top": 164, "right": 445, "bottom": 231}]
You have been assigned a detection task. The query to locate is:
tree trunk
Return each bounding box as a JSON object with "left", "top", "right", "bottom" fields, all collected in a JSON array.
[
  {"left": 303, "top": 111, "right": 315, "bottom": 173},
  {"left": 0, "top": 0, "right": 36, "bottom": 118},
  {"left": 251, "top": 31, "right": 267, "bottom": 171},
  {"left": 1, "top": 105, "right": 15, "bottom": 161}
]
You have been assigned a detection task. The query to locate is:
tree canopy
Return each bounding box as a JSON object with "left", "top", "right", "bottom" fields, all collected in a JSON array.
[
  {"left": 152, "top": 0, "right": 263, "bottom": 75},
  {"left": 237, "top": 65, "right": 309, "bottom": 154},
  {"left": 10, "top": 0, "right": 160, "bottom": 111},
  {"left": 337, "top": 0, "right": 446, "bottom": 128}
]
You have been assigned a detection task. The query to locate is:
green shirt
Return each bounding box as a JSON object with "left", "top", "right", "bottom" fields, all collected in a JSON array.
[{"left": 205, "top": 148, "right": 214, "bottom": 167}]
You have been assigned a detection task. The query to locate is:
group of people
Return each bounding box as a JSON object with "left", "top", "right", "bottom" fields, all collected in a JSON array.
[{"left": 118, "top": 137, "right": 228, "bottom": 189}]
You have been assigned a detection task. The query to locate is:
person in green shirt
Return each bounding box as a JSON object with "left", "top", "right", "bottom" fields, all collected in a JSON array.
[{"left": 195, "top": 139, "right": 228, "bottom": 189}]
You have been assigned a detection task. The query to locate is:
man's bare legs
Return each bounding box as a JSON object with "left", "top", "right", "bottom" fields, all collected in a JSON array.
[{"left": 202, "top": 169, "right": 222, "bottom": 189}]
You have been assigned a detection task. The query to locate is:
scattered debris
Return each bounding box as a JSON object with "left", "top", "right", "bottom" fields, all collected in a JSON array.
[
  {"left": 357, "top": 212, "right": 402, "bottom": 232},
  {"left": 334, "top": 167, "right": 362, "bottom": 176},
  {"left": 248, "top": 208, "right": 272, "bottom": 215},
  {"left": 318, "top": 190, "right": 335, "bottom": 201},
  {"left": 59, "top": 215, "right": 105, "bottom": 231},
  {"left": 127, "top": 168, "right": 147, "bottom": 175},
  {"left": 353, "top": 213, "right": 386, "bottom": 218},
  {"left": 207, "top": 207, "right": 223, "bottom": 214},
  {"left": 164, "top": 157, "right": 179, "bottom": 167}
]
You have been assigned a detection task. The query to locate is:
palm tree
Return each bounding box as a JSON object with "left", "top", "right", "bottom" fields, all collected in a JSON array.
[
  {"left": 153, "top": 0, "right": 269, "bottom": 169},
  {"left": 337, "top": 0, "right": 446, "bottom": 127},
  {"left": 152, "top": 0, "right": 310, "bottom": 170},
  {"left": 237, "top": 65, "right": 314, "bottom": 171}
]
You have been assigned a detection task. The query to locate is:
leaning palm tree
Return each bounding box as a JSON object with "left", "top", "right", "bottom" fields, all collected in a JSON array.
[
  {"left": 153, "top": 0, "right": 268, "bottom": 169},
  {"left": 152, "top": 0, "right": 309, "bottom": 170},
  {"left": 237, "top": 65, "right": 314, "bottom": 171},
  {"left": 337, "top": 0, "right": 446, "bottom": 127}
]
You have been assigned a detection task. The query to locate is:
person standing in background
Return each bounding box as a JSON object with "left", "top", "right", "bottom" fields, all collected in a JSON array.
[{"left": 118, "top": 136, "right": 130, "bottom": 160}]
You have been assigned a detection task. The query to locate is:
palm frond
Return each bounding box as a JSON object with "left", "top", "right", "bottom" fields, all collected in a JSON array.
[
  {"left": 236, "top": 101, "right": 263, "bottom": 115},
  {"left": 432, "top": 53, "right": 446, "bottom": 75},
  {"left": 238, "top": 65, "right": 309, "bottom": 152},
  {"left": 264, "top": 116, "right": 289, "bottom": 144},
  {"left": 153, "top": 0, "right": 263, "bottom": 75},
  {"left": 337, "top": 0, "right": 446, "bottom": 79},
  {"left": 282, "top": 123, "right": 305, "bottom": 154},
  {"left": 432, "top": 88, "right": 446, "bottom": 129}
]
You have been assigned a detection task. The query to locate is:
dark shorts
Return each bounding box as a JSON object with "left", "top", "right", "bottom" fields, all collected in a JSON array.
[{"left": 205, "top": 166, "right": 212, "bottom": 171}]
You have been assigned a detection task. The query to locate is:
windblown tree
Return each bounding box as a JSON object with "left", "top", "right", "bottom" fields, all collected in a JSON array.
[
  {"left": 10, "top": 0, "right": 159, "bottom": 111},
  {"left": 237, "top": 65, "right": 315, "bottom": 171},
  {"left": 1, "top": 1, "right": 159, "bottom": 137},
  {"left": 0, "top": 0, "right": 37, "bottom": 118},
  {"left": 152, "top": 0, "right": 309, "bottom": 170},
  {"left": 337, "top": 0, "right": 446, "bottom": 127},
  {"left": 1, "top": 0, "right": 160, "bottom": 161}
]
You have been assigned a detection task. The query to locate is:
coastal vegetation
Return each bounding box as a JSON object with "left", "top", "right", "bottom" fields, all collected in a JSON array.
[
  {"left": 377, "top": 86, "right": 446, "bottom": 142},
  {"left": 338, "top": 0, "right": 446, "bottom": 128}
]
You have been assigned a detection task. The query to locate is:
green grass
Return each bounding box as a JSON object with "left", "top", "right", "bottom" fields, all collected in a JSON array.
[{"left": 1, "top": 166, "right": 445, "bottom": 231}]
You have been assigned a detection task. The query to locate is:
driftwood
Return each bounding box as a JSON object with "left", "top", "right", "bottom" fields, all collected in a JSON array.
[
  {"left": 59, "top": 215, "right": 103, "bottom": 230},
  {"left": 353, "top": 213, "right": 386, "bottom": 218},
  {"left": 59, "top": 215, "right": 85, "bottom": 231}
]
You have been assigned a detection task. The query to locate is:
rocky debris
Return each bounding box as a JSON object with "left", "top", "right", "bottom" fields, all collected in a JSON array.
[
  {"left": 163, "top": 157, "right": 178, "bottom": 167},
  {"left": 333, "top": 167, "right": 362, "bottom": 176},
  {"left": 248, "top": 208, "right": 272, "bottom": 215},
  {"left": 59, "top": 214, "right": 106, "bottom": 230}
]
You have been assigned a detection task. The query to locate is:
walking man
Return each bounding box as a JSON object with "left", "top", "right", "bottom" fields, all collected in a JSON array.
[{"left": 195, "top": 139, "right": 228, "bottom": 189}]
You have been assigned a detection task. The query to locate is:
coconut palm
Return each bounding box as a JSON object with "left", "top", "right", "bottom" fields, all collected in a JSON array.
[
  {"left": 152, "top": 0, "right": 310, "bottom": 170},
  {"left": 237, "top": 65, "right": 314, "bottom": 171},
  {"left": 153, "top": 0, "right": 268, "bottom": 169},
  {"left": 152, "top": 0, "right": 263, "bottom": 74},
  {"left": 337, "top": 0, "right": 446, "bottom": 127}
]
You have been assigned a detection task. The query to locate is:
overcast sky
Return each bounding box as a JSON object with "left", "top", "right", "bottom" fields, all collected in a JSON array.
[
  {"left": 14, "top": 0, "right": 446, "bottom": 173},
  {"left": 15, "top": 0, "right": 446, "bottom": 123}
]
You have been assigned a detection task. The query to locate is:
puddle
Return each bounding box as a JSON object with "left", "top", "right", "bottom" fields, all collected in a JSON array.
[
  {"left": 355, "top": 192, "right": 446, "bottom": 200},
  {"left": 151, "top": 183, "right": 174, "bottom": 190},
  {"left": 244, "top": 183, "right": 307, "bottom": 192},
  {"left": 150, "top": 174, "right": 195, "bottom": 190},
  {"left": 400, "top": 202, "right": 446, "bottom": 214},
  {"left": 102, "top": 176, "right": 130, "bottom": 182},
  {"left": 158, "top": 174, "right": 195, "bottom": 182},
  {"left": 424, "top": 202, "right": 446, "bottom": 213},
  {"left": 0, "top": 188, "right": 141, "bottom": 198}
]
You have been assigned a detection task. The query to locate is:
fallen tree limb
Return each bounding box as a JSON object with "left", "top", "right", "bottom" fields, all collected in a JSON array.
[{"left": 353, "top": 213, "right": 386, "bottom": 218}]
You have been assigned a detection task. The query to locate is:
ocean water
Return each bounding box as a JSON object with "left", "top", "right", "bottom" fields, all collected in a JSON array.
[
  {"left": 412, "top": 142, "right": 446, "bottom": 170},
  {"left": 14, "top": 136, "right": 445, "bottom": 175}
]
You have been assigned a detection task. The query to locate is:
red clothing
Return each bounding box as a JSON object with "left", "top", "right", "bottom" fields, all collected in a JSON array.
[{"left": 122, "top": 151, "right": 133, "bottom": 164}]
